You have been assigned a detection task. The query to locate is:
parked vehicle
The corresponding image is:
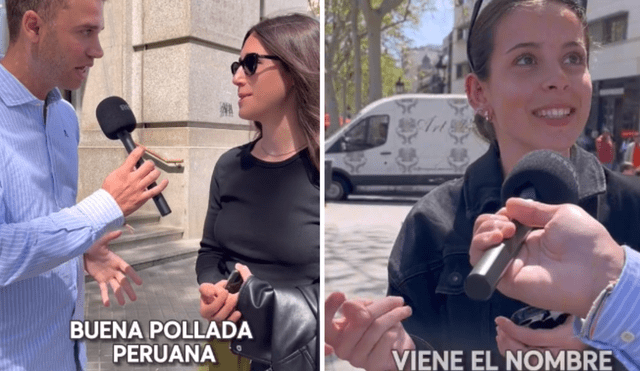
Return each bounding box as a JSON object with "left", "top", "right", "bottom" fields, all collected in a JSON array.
[{"left": 325, "top": 94, "right": 489, "bottom": 200}]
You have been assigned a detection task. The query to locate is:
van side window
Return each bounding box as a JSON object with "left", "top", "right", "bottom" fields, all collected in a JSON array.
[{"left": 342, "top": 115, "right": 390, "bottom": 152}]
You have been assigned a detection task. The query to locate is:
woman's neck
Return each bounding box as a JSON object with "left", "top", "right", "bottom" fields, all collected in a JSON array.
[
  {"left": 253, "top": 103, "right": 306, "bottom": 161},
  {"left": 498, "top": 140, "right": 571, "bottom": 177}
]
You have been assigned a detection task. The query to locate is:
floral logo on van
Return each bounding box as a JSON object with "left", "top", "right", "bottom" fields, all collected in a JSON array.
[
  {"left": 449, "top": 119, "right": 471, "bottom": 144},
  {"left": 448, "top": 147, "right": 470, "bottom": 173},
  {"left": 396, "top": 117, "right": 419, "bottom": 145},
  {"left": 343, "top": 151, "right": 367, "bottom": 174},
  {"left": 396, "top": 147, "right": 419, "bottom": 173},
  {"left": 395, "top": 99, "right": 418, "bottom": 115},
  {"left": 447, "top": 99, "right": 470, "bottom": 117}
]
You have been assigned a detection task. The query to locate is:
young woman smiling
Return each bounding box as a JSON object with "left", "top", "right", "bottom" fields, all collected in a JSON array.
[{"left": 325, "top": 1, "right": 640, "bottom": 370}]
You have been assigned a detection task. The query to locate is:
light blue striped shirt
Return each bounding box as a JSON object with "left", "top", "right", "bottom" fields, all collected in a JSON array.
[
  {"left": 0, "top": 64, "right": 124, "bottom": 370},
  {"left": 576, "top": 245, "right": 640, "bottom": 371}
]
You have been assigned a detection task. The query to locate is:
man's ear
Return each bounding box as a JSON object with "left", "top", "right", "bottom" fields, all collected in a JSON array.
[
  {"left": 22, "top": 10, "right": 43, "bottom": 43},
  {"left": 465, "top": 73, "right": 490, "bottom": 111}
]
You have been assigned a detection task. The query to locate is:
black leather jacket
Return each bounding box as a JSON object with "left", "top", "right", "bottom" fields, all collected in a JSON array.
[
  {"left": 231, "top": 276, "right": 318, "bottom": 371},
  {"left": 388, "top": 144, "right": 640, "bottom": 369}
]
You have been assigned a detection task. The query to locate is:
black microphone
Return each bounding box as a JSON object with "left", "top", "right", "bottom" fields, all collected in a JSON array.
[
  {"left": 464, "top": 150, "right": 579, "bottom": 301},
  {"left": 96, "top": 96, "right": 171, "bottom": 216}
]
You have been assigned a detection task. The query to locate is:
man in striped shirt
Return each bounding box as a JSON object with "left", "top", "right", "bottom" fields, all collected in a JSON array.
[
  {"left": 0, "top": 0, "right": 168, "bottom": 369},
  {"left": 471, "top": 198, "right": 640, "bottom": 371}
]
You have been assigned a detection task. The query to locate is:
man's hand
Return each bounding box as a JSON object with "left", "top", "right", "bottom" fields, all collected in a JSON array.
[
  {"left": 470, "top": 198, "right": 624, "bottom": 318},
  {"left": 325, "top": 292, "right": 415, "bottom": 371},
  {"left": 102, "top": 146, "right": 169, "bottom": 217},
  {"left": 495, "top": 315, "right": 587, "bottom": 357},
  {"left": 84, "top": 230, "right": 142, "bottom": 307}
]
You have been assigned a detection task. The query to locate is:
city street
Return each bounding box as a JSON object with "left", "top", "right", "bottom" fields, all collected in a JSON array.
[
  {"left": 82, "top": 196, "right": 417, "bottom": 371},
  {"left": 84, "top": 256, "right": 205, "bottom": 371},
  {"left": 324, "top": 197, "right": 415, "bottom": 371}
]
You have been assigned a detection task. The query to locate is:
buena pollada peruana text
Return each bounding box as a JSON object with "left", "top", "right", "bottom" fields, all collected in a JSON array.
[{"left": 70, "top": 320, "right": 252, "bottom": 363}]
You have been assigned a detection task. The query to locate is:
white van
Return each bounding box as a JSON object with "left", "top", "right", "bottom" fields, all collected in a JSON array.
[{"left": 325, "top": 94, "right": 489, "bottom": 200}]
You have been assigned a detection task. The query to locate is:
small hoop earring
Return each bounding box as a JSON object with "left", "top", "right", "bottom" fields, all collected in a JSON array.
[{"left": 475, "top": 108, "right": 491, "bottom": 122}]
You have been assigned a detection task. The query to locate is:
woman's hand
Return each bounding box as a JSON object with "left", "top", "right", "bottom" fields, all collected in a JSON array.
[
  {"left": 234, "top": 262, "right": 253, "bottom": 283},
  {"left": 199, "top": 280, "right": 241, "bottom": 323},
  {"left": 495, "top": 315, "right": 587, "bottom": 358},
  {"left": 199, "top": 263, "right": 253, "bottom": 324},
  {"left": 325, "top": 292, "right": 415, "bottom": 371}
]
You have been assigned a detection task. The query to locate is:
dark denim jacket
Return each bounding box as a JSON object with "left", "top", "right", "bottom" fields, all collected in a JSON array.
[{"left": 388, "top": 144, "right": 640, "bottom": 368}]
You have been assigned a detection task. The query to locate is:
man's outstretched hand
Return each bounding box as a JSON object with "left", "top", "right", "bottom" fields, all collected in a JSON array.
[{"left": 84, "top": 230, "right": 143, "bottom": 307}]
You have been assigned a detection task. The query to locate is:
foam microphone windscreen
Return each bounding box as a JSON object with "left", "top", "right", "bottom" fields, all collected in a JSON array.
[
  {"left": 96, "top": 96, "right": 137, "bottom": 140},
  {"left": 464, "top": 149, "right": 579, "bottom": 301},
  {"left": 501, "top": 149, "right": 579, "bottom": 205}
]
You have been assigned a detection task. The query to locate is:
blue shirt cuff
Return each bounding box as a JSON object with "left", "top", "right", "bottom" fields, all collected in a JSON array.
[
  {"left": 74, "top": 189, "right": 125, "bottom": 233},
  {"left": 574, "top": 246, "right": 640, "bottom": 370}
]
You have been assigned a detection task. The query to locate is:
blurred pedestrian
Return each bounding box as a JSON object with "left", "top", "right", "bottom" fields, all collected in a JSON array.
[
  {"left": 595, "top": 128, "right": 615, "bottom": 169},
  {"left": 620, "top": 162, "right": 636, "bottom": 176},
  {"left": 624, "top": 132, "right": 640, "bottom": 168}
]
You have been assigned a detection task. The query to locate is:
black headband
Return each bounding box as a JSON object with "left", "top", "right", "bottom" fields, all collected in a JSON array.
[{"left": 466, "top": 0, "right": 587, "bottom": 74}]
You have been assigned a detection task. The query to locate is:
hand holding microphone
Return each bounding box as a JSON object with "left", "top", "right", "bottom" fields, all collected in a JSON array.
[
  {"left": 464, "top": 150, "right": 580, "bottom": 301},
  {"left": 97, "top": 96, "right": 171, "bottom": 217},
  {"left": 470, "top": 198, "right": 624, "bottom": 318}
]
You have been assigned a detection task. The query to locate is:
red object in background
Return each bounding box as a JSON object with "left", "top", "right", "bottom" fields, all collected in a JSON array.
[
  {"left": 621, "top": 130, "right": 639, "bottom": 139},
  {"left": 596, "top": 135, "right": 615, "bottom": 164},
  {"left": 324, "top": 113, "right": 350, "bottom": 129}
]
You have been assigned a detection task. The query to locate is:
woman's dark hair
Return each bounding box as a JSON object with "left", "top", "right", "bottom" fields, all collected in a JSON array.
[
  {"left": 467, "top": 0, "right": 589, "bottom": 142},
  {"left": 242, "top": 13, "right": 320, "bottom": 170}
]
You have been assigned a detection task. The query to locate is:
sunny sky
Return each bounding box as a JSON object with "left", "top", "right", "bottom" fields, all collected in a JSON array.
[{"left": 403, "top": 0, "right": 455, "bottom": 48}]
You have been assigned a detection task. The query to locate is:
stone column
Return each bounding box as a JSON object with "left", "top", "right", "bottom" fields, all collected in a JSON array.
[{"left": 78, "top": 0, "right": 260, "bottom": 239}]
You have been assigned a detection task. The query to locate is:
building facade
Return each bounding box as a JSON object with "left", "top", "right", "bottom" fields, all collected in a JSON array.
[
  {"left": 587, "top": 0, "right": 640, "bottom": 153},
  {"left": 449, "top": 0, "right": 472, "bottom": 94},
  {"left": 0, "top": 0, "right": 7, "bottom": 56},
  {"left": 405, "top": 44, "right": 446, "bottom": 93},
  {"left": 76, "top": 0, "right": 313, "bottom": 240}
]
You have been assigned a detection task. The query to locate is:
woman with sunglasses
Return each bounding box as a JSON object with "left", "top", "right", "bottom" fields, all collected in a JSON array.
[
  {"left": 195, "top": 13, "right": 319, "bottom": 371},
  {"left": 326, "top": 0, "right": 640, "bottom": 369}
]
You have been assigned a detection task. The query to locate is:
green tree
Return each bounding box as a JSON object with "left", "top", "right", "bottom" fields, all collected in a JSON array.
[
  {"left": 325, "top": 0, "right": 354, "bottom": 135},
  {"left": 325, "top": 0, "right": 433, "bottom": 136}
]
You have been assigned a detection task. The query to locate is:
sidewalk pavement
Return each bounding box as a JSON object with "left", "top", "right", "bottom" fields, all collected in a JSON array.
[
  {"left": 324, "top": 201, "right": 413, "bottom": 371},
  {"left": 84, "top": 256, "right": 206, "bottom": 371}
]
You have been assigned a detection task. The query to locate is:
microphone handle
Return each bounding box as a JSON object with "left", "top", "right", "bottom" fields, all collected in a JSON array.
[
  {"left": 464, "top": 221, "right": 531, "bottom": 301},
  {"left": 117, "top": 131, "right": 172, "bottom": 216}
]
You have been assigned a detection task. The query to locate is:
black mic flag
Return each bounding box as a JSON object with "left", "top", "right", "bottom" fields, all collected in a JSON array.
[
  {"left": 96, "top": 96, "right": 172, "bottom": 217},
  {"left": 464, "top": 150, "right": 579, "bottom": 301}
]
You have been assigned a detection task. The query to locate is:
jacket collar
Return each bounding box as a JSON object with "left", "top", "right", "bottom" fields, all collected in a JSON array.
[{"left": 463, "top": 143, "right": 606, "bottom": 220}]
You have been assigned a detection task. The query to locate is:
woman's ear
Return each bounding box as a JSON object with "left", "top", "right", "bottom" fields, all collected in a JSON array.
[{"left": 465, "top": 73, "right": 490, "bottom": 111}]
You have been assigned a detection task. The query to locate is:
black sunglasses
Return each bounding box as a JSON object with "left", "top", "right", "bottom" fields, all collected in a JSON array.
[
  {"left": 466, "top": 0, "right": 587, "bottom": 73},
  {"left": 231, "top": 53, "right": 281, "bottom": 76}
]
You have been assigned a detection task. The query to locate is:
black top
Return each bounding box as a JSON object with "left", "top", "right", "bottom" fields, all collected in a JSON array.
[
  {"left": 196, "top": 141, "right": 320, "bottom": 289},
  {"left": 388, "top": 144, "right": 640, "bottom": 369}
]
